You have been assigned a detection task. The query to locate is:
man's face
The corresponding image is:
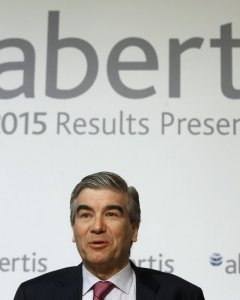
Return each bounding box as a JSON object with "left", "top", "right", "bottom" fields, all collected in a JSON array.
[{"left": 72, "top": 188, "right": 139, "bottom": 275}]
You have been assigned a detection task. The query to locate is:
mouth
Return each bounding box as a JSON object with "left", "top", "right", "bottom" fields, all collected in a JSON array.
[{"left": 89, "top": 240, "right": 109, "bottom": 249}]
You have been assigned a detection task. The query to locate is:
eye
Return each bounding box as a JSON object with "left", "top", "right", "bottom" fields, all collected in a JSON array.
[
  {"left": 105, "top": 211, "right": 120, "bottom": 217},
  {"left": 78, "top": 211, "right": 92, "bottom": 219}
]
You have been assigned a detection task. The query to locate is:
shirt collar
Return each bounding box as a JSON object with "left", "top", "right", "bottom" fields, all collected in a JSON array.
[{"left": 82, "top": 263, "right": 133, "bottom": 295}]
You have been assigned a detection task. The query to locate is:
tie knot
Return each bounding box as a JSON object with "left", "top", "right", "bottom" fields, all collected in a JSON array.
[{"left": 93, "top": 281, "right": 114, "bottom": 300}]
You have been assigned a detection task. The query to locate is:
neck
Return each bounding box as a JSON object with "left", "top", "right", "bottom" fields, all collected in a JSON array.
[{"left": 83, "top": 260, "right": 129, "bottom": 280}]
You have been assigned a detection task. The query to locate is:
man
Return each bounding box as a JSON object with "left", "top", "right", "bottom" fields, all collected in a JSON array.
[{"left": 14, "top": 171, "right": 205, "bottom": 299}]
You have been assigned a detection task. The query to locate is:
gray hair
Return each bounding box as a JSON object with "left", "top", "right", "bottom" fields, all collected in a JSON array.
[{"left": 70, "top": 171, "right": 141, "bottom": 226}]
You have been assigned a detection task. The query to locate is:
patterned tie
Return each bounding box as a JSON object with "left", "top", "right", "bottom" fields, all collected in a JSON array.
[{"left": 93, "top": 281, "right": 114, "bottom": 300}]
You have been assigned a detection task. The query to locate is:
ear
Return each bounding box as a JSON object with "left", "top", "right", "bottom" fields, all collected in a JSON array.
[
  {"left": 71, "top": 226, "right": 76, "bottom": 243},
  {"left": 131, "top": 223, "right": 139, "bottom": 242}
]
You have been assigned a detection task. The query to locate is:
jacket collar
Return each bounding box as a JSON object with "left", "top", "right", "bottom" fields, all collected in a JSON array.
[{"left": 53, "top": 262, "right": 161, "bottom": 300}]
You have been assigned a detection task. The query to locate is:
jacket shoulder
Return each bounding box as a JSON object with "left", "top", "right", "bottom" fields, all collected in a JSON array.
[
  {"left": 23, "top": 265, "right": 80, "bottom": 285},
  {"left": 134, "top": 266, "right": 204, "bottom": 298},
  {"left": 14, "top": 265, "right": 82, "bottom": 300}
]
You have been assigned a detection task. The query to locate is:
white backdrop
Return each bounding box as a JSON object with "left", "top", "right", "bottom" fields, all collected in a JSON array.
[{"left": 0, "top": 1, "right": 239, "bottom": 299}]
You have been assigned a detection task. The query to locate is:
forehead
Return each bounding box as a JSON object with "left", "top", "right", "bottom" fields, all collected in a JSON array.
[{"left": 76, "top": 188, "right": 128, "bottom": 207}]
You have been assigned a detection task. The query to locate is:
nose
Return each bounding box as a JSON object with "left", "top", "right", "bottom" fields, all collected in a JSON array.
[{"left": 90, "top": 214, "right": 106, "bottom": 234}]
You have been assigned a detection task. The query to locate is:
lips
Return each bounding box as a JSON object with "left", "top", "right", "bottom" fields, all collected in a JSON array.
[{"left": 89, "top": 240, "right": 109, "bottom": 249}]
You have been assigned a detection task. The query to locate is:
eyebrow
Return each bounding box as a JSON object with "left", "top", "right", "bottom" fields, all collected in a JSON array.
[
  {"left": 76, "top": 205, "right": 93, "bottom": 214},
  {"left": 76, "top": 204, "right": 124, "bottom": 214},
  {"left": 105, "top": 205, "right": 124, "bottom": 214}
]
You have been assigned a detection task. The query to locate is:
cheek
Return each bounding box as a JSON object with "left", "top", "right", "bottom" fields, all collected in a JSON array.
[
  {"left": 73, "top": 225, "right": 86, "bottom": 241},
  {"left": 113, "top": 224, "right": 134, "bottom": 243},
  {"left": 73, "top": 229, "right": 87, "bottom": 253}
]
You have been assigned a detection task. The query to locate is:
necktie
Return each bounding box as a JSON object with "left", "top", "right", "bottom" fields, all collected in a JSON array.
[{"left": 93, "top": 281, "right": 114, "bottom": 300}]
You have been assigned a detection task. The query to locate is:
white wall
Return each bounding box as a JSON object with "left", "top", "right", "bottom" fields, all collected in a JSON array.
[{"left": 1, "top": 1, "right": 239, "bottom": 299}]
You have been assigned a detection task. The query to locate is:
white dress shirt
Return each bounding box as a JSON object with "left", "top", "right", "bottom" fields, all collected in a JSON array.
[{"left": 82, "top": 262, "right": 136, "bottom": 299}]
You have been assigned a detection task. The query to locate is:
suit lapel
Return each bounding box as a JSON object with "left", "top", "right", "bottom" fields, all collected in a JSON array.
[
  {"left": 132, "top": 262, "right": 161, "bottom": 300},
  {"left": 52, "top": 264, "right": 83, "bottom": 300},
  {"left": 52, "top": 280, "right": 82, "bottom": 300}
]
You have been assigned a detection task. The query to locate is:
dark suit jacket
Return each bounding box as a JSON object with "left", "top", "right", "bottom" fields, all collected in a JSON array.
[{"left": 14, "top": 262, "right": 205, "bottom": 300}]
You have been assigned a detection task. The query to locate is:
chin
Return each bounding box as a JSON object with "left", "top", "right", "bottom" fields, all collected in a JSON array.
[
  {"left": 85, "top": 253, "right": 115, "bottom": 266},
  {"left": 89, "top": 255, "right": 111, "bottom": 264}
]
